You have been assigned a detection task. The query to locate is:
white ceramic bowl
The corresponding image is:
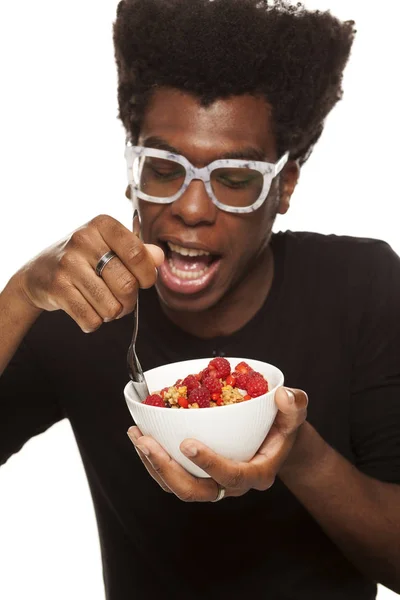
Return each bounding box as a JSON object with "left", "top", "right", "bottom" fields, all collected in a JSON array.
[{"left": 124, "top": 357, "right": 284, "bottom": 478}]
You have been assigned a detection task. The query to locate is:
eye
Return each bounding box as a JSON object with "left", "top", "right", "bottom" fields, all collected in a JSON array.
[
  {"left": 152, "top": 168, "right": 181, "bottom": 180},
  {"left": 145, "top": 160, "right": 185, "bottom": 181},
  {"left": 216, "top": 173, "right": 259, "bottom": 189}
]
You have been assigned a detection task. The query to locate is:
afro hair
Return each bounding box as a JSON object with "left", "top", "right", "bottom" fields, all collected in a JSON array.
[{"left": 113, "top": 0, "right": 356, "bottom": 164}]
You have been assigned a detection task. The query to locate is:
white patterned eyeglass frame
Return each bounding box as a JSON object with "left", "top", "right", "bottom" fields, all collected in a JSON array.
[{"left": 125, "top": 143, "right": 289, "bottom": 214}]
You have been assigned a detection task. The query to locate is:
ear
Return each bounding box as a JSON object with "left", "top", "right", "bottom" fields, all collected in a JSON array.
[{"left": 278, "top": 160, "right": 300, "bottom": 215}]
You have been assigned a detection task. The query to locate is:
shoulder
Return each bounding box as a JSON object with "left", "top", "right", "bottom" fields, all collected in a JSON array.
[{"left": 273, "top": 230, "right": 400, "bottom": 280}]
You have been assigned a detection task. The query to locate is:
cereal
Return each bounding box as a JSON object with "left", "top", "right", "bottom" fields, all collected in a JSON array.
[{"left": 143, "top": 359, "right": 269, "bottom": 408}]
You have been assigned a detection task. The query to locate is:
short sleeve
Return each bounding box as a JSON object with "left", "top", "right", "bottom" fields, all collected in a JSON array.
[
  {"left": 350, "top": 241, "right": 400, "bottom": 484},
  {"left": 0, "top": 330, "right": 65, "bottom": 467}
]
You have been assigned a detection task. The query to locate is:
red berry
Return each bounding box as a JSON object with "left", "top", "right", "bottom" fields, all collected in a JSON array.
[
  {"left": 251, "top": 370, "right": 264, "bottom": 379},
  {"left": 216, "top": 397, "right": 224, "bottom": 406},
  {"left": 178, "top": 397, "right": 189, "bottom": 409},
  {"left": 235, "top": 361, "right": 253, "bottom": 375},
  {"left": 143, "top": 394, "right": 165, "bottom": 407},
  {"left": 208, "top": 357, "right": 231, "bottom": 380},
  {"left": 182, "top": 374, "right": 200, "bottom": 394},
  {"left": 189, "top": 386, "right": 211, "bottom": 408},
  {"left": 226, "top": 375, "right": 236, "bottom": 387},
  {"left": 246, "top": 376, "right": 269, "bottom": 398},
  {"left": 195, "top": 373, "right": 202, "bottom": 381},
  {"left": 200, "top": 368, "right": 211, "bottom": 381},
  {"left": 233, "top": 371, "right": 250, "bottom": 390},
  {"left": 244, "top": 395, "right": 252, "bottom": 401},
  {"left": 203, "top": 376, "right": 223, "bottom": 395},
  {"left": 211, "top": 392, "right": 221, "bottom": 401}
]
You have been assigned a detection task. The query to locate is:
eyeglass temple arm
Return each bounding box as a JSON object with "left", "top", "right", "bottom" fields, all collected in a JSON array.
[{"left": 274, "top": 152, "right": 290, "bottom": 176}]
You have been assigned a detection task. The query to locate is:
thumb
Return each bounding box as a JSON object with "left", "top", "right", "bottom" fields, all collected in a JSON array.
[
  {"left": 145, "top": 243, "right": 165, "bottom": 268},
  {"left": 274, "top": 387, "right": 308, "bottom": 435}
]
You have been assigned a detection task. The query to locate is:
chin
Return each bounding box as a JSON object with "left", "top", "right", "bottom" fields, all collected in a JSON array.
[{"left": 155, "top": 282, "right": 225, "bottom": 313}]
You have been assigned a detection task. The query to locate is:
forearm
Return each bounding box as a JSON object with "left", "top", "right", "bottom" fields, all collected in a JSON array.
[
  {"left": 0, "top": 274, "right": 42, "bottom": 375},
  {"left": 280, "top": 421, "right": 400, "bottom": 593}
]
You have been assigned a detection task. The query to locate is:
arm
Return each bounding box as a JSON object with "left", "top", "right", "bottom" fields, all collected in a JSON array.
[
  {"left": 0, "top": 276, "right": 42, "bottom": 375},
  {"left": 280, "top": 421, "right": 400, "bottom": 593},
  {"left": 0, "top": 214, "right": 164, "bottom": 377}
]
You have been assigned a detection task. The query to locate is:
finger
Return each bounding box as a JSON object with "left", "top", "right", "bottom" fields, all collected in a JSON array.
[
  {"left": 127, "top": 428, "right": 171, "bottom": 493},
  {"left": 129, "top": 434, "right": 218, "bottom": 502},
  {"left": 57, "top": 284, "right": 103, "bottom": 333},
  {"left": 248, "top": 388, "right": 308, "bottom": 489},
  {"left": 249, "top": 428, "right": 294, "bottom": 490},
  {"left": 98, "top": 257, "right": 139, "bottom": 318},
  {"left": 135, "top": 448, "right": 173, "bottom": 494},
  {"left": 73, "top": 264, "right": 124, "bottom": 322},
  {"left": 180, "top": 440, "right": 258, "bottom": 494},
  {"left": 92, "top": 215, "right": 164, "bottom": 289},
  {"left": 273, "top": 387, "right": 308, "bottom": 436}
]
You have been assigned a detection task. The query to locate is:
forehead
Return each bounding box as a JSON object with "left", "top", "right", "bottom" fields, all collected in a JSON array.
[{"left": 138, "top": 87, "right": 277, "bottom": 162}]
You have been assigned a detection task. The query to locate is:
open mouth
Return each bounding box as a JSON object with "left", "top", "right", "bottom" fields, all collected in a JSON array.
[{"left": 158, "top": 241, "right": 222, "bottom": 295}]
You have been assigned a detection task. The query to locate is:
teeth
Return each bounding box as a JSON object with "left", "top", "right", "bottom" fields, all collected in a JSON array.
[
  {"left": 168, "top": 242, "right": 210, "bottom": 257},
  {"left": 169, "top": 260, "right": 208, "bottom": 280}
]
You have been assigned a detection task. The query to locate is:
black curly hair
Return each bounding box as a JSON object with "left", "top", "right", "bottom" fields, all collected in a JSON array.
[{"left": 113, "top": 0, "right": 356, "bottom": 165}]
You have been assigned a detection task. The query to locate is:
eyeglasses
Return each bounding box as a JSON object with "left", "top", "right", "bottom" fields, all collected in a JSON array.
[{"left": 125, "top": 143, "right": 289, "bottom": 214}]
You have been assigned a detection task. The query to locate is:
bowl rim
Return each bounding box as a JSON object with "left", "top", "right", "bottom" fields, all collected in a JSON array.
[{"left": 124, "top": 357, "right": 284, "bottom": 413}]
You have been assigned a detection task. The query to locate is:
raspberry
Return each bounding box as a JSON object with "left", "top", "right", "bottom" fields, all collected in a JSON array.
[
  {"left": 235, "top": 361, "right": 253, "bottom": 375},
  {"left": 143, "top": 394, "right": 165, "bottom": 407},
  {"left": 189, "top": 386, "right": 211, "bottom": 408},
  {"left": 233, "top": 371, "right": 250, "bottom": 390},
  {"left": 226, "top": 375, "right": 236, "bottom": 387},
  {"left": 203, "top": 376, "right": 223, "bottom": 395},
  {"left": 200, "top": 368, "right": 211, "bottom": 381},
  {"left": 182, "top": 374, "right": 200, "bottom": 394},
  {"left": 208, "top": 357, "right": 231, "bottom": 380},
  {"left": 246, "top": 376, "right": 269, "bottom": 398}
]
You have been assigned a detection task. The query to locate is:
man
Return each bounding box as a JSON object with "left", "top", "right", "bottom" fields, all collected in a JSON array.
[{"left": 1, "top": 0, "right": 400, "bottom": 598}]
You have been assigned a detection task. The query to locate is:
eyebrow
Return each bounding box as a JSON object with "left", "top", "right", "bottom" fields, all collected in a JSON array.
[{"left": 143, "top": 136, "right": 268, "bottom": 163}]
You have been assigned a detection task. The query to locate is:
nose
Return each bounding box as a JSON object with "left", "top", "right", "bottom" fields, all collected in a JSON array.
[{"left": 170, "top": 180, "right": 217, "bottom": 227}]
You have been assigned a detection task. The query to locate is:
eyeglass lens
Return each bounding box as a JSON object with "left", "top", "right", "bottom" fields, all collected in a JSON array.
[{"left": 134, "top": 156, "right": 264, "bottom": 208}]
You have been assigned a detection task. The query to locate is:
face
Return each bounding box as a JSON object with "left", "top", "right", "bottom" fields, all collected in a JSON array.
[{"left": 135, "top": 87, "right": 298, "bottom": 313}]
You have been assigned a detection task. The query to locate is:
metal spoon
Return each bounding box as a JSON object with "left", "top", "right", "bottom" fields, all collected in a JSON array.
[
  {"left": 126, "top": 209, "right": 150, "bottom": 402},
  {"left": 127, "top": 298, "right": 149, "bottom": 402}
]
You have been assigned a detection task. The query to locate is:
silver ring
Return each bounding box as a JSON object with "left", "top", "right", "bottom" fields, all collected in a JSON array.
[
  {"left": 212, "top": 484, "right": 226, "bottom": 503},
  {"left": 95, "top": 251, "right": 117, "bottom": 277}
]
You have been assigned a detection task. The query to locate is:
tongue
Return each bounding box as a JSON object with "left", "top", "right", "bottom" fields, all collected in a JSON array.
[{"left": 169, "top": 251, "right": 213, "bottom": 272}]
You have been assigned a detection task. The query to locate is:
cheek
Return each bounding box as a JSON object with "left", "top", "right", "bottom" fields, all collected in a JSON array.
[
  {"left": 138, "top": 201, "right": 164, "bottom": 238},
  {"left": 222, "top": 215, "right": 266, "bottom": 256}
]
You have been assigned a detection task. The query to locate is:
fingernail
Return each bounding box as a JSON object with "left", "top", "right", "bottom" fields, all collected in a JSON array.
[
  {"left": 127, "top": 428, "right": 140, "bottom": 443},
  {"left": 285, "top": 388, "right": 295, "bottom": 404},
  {"left": 137, "top": 445, "right": 150, "bottom": 457},
  {"left": 182, "top": 445, "right": 198, "bottom": 458}
]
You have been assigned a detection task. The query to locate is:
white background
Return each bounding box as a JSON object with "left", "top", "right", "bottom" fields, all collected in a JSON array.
[{"left": 0, "top": 1, "right": 399, "bottom": 598}]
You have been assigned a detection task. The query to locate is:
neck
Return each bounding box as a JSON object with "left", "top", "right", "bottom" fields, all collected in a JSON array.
[{"left": 160, "top": 245, "right": 274, "bottom": 339}]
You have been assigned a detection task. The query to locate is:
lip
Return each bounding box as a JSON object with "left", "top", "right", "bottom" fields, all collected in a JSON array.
[
  {"left": 158, "top": 235, "right": 220, "bottom": 257},
  {"left": 158, "top": 256, "right": 222, "bottom": 295}
]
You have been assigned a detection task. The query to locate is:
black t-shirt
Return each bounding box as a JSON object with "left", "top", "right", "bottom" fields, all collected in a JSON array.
[{"left": 1, "top": 231, "right": 400, "bottom": 600}]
